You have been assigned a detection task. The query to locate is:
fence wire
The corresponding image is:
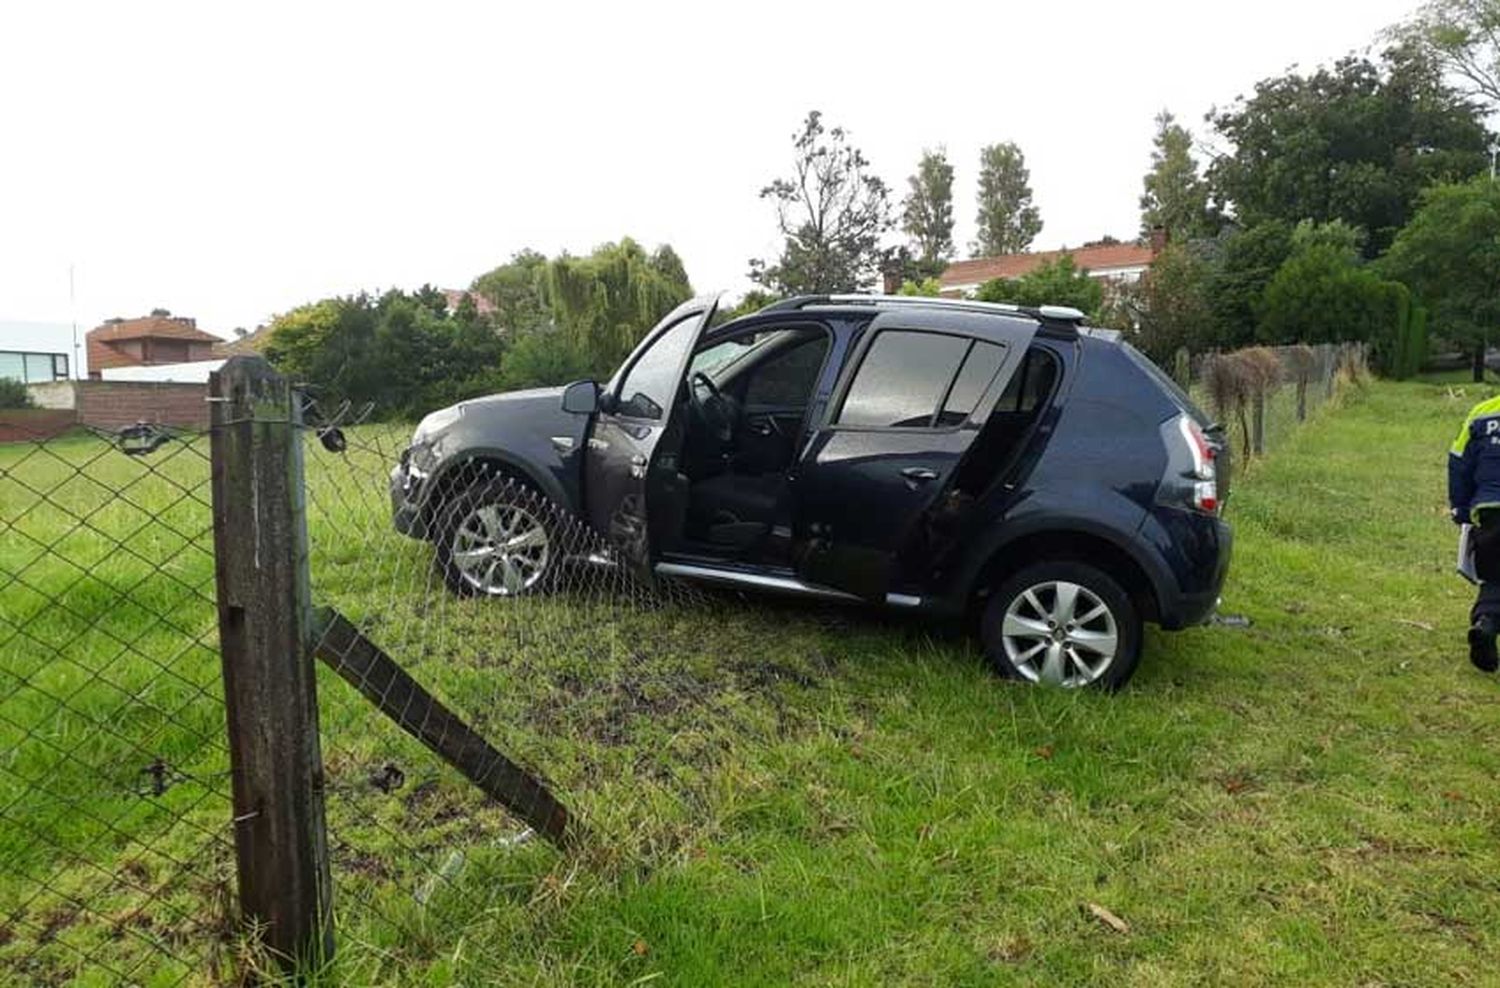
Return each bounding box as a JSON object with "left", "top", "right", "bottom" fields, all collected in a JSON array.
[
  {"left": 0, "top": 422, "right": 235, "bottom": 986},
  {"left": 299, "top": 418, "right": 872, "bottom": 980},
  {"left": 1186, "top": 341, "right": 1369, "bottom": 466}
]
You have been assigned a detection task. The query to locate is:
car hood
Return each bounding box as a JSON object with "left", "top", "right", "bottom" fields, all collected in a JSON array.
[{"left": 459, "top": 386, "right": 566, "bottom": 412}]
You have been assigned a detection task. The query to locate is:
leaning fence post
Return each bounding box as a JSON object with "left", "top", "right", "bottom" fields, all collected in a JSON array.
[{"left": 209, "top": 357, "right": 334, "bottom": 972}]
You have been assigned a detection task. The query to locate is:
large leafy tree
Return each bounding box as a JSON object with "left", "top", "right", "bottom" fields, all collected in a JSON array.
[
  {"left": 901, "top": 148, "right": 956, "bottom": 278},
  {"left": 974, "top": 254, "right": 1102, "bottom": 315},
  {"left": 1139, "top": 110, "right": 1214, "bottom": 239},
  {"left": 1208, "top": 47, "right": 1490, "bottom": 256},
  {"left": 537, "top": 237, "right": 694, "bottom": 381},
  {"left": 1393, "top": 0, "right": 1500, "bottom": 108},
  {"left": 471, "top": 249, "right": 550, "bottom": 333},
  {"left": 1205, "top": 220, "right": 1296, "bottom": 348},
  {"left": 1257, "top": 243, "right": 1403, "bottom": 347},
  {"left": 972, "top": 142, "right": 1043, "bottom": 257},
  {"left": 750, "top": 111, "right": 893, "bottom": 294},
  {"left": 1382, "top": 178, "right": 1500, "bottom": 380},
  {"left": 264, "top": 287, "right": 506, "bottom": 418}
]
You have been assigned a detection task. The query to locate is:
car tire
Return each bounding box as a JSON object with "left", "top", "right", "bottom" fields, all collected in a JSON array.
[
  {"left": 434, "top": 477, "right": 562, "bottom": 598},
  {"left": 981, "top": 561, "right": 1142, "bottom": 690}
]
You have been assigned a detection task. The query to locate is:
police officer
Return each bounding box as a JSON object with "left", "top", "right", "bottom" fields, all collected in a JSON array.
[{"left": 1450, "top": 393, "right": 1500, "bottom": 671}]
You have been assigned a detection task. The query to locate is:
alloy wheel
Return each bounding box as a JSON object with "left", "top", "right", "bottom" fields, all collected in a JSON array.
[
  {"left": 1000, "top": 580, "right": 1119, "bottom": 687},
  {"left": 449, "top": 501, "right": 551, "bottom": 596}
]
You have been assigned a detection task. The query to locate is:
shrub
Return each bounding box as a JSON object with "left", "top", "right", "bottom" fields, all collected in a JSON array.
[{"left": 0, "top": 378, "right": 34, "bottom": 409}]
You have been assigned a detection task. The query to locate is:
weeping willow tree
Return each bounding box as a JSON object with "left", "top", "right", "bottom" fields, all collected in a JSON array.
[{"left": 533, "top": 238, "right": 694, "bottom": 381}]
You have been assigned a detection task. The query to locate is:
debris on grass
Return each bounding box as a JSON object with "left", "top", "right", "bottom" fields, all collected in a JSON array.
[{"left": 1085, "top": 902, "right": 1130, "bottom": 934}]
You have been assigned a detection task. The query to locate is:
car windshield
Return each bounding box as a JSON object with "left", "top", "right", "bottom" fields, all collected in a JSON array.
[{"left": 688, "top": 329, "right": 792, "bottom": 382}]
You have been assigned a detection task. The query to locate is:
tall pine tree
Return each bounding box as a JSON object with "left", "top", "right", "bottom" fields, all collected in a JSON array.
[
  {"left": 972, "top": 142, "right": 1042, "bottom": 257},
  {"left": 901, "top": 148, "right": 955, "bottom": 277},
  {"left": 1139, "top": 110, "right": 1213, "bottom": 239}
]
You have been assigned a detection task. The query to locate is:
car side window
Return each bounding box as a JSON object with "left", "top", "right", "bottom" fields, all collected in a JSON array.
[
  {"left": 616, "top": 315, "right": 700, "bottom": 420},
  {"left": 936, "top": 341, "right": 1006, "bottom": 427},
  {"left": 836, "top": 330, "right": 974, "bottom": 428},
  {"left": 744, "top": 336, "right": 827, "bottom": 407}
]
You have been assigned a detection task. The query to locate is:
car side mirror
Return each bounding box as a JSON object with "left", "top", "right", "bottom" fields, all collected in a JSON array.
[{"left": 561, "top": 379, "right": 600, "bottom": 415}]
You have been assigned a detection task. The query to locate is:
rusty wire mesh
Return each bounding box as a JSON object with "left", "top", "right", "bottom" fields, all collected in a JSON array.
[{"left": 0, "top": 422, "right": 236, "bottom": 986}]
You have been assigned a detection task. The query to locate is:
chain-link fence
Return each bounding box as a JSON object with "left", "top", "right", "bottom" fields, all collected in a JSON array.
[
  {"left": 0, "top": 357, "right": 869, "bottom": 984},
  {"left": 300, "top": 421, "right": 857, "bottom": 980},
  {"left": 0, "top": 422, "right": 236, "bottom": 986},
  {"left": 1, "top": 338, "right": 1357, "bottom": 982},
  {"left": 1181, "top": 341, "right": 1370, "bottom": 467}
]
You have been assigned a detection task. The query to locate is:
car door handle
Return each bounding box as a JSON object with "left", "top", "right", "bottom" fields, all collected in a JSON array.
[{"left": 901, "top": 467, "right": 939, "bottom": 484}]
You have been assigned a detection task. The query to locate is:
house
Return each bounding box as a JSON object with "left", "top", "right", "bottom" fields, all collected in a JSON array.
[
  {"left": 936, "top": 232, "right": 1165, "bottom": 298},
  {"left": 85, "top": 314, "right": 225, "bottom": 379}
]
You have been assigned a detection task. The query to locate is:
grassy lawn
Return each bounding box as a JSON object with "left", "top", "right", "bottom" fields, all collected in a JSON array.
[{"left": 3, "top": 375, "right": 1500, "bottom": 985}]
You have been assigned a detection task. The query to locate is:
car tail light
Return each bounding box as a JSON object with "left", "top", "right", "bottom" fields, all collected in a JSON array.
[{"left": 1166, "top": 414, "right": 1220, "bottom": 515}]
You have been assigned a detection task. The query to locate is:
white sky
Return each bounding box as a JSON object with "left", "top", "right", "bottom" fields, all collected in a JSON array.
[{"left": 0, "top": 0, "right": 1423, "bottom": 356}]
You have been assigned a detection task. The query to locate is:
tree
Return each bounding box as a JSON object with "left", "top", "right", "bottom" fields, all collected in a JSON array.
[
  {"left": 1383, "top": 177, "right": 1500, "bottom": 380},
  {"left": 1206, "top": 221, "right": 1296, "bottom": 348},
  {"left": 471, "top": 249, "right": 550, "bottom": 333},
  {"left": 263, "top": 288, "right": 508, "bottom": 419},
  {"left": 901, "top": 148, "right": 955, "bottom": 277},
  {"left": 750, "top": 111, "right": 893, "bottom": 294},
  {"left": 1393, "top": 0, "right": 1500, "bottom": 109},
  {"left": 1126, "top": 244, "right": 1215, "bottom": 363},
  {"left": 1208, "top": 48, "right": 1490, "bottom": 255},
  {"left": 974, "top": 254, "right": 1102, "bottom": 315},
  {"left": 1139, "top": 110, "right": 1214, "bottom": 239},
  {"left": 898, "top": 277, "right": 943, "bottom": 297},
  {"left": 535, "top": 238, "right": 694, "bottom": 381},
  {"left": 1257, "top": 244, "right": 1403, "bottom": 346},
  {"left": 972, "top": 142, "right": 1042, "bottom": 257}
]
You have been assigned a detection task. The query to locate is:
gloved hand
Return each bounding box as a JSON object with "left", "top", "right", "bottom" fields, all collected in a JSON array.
[{"left": 1454, "top": 507, "right": 1470, "bottom": 526}]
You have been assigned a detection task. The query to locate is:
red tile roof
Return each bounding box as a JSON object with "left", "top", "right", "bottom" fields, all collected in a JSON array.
[
  {"left": 940, "top": 243, "right": 1158, "bottom": 290},
  {"left": 88, "top": 316, "right": 223, "bottom": 344},
  {"left": 86, "top": 315, "right": 225, "bottom": 376}
]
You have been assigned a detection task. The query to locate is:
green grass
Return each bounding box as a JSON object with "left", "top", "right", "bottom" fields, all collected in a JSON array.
[{"left": 3, "top": 377, "right": 1500, "bottom": 985}]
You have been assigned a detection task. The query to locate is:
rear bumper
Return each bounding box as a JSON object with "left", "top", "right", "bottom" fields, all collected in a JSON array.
[{"left": 1155, "top": 516, "right": 1232, "bottom": 629}]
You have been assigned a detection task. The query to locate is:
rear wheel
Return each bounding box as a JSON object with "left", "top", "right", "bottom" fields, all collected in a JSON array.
[
  {"left": 435, "top": 478, "right": 560, "bottom": 598},
  {"left": 981, "top": 561, "right": 1142, "bottom": 690}
]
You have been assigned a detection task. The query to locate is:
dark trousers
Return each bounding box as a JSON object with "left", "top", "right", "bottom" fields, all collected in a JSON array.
[{"left": 1473, "top": 512, "right": 1500, "bottom": 622}]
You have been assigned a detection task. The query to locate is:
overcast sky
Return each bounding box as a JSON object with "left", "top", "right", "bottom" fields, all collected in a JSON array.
[{"left": 0, "top": 0, "right": 1424, "bottom": 352}]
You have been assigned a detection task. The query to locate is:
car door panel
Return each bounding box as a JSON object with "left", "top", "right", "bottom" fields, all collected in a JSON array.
[
  {"left": 793, "top": 309, "right": 1038, "bottom": 601},
  {"left": 583, "top": 295, "right": 719, "bottom": 581}
]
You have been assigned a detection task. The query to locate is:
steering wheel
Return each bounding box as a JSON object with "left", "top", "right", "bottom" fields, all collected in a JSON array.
[{"left": 690, "top": 371, "right": 735, "bottom": 443}]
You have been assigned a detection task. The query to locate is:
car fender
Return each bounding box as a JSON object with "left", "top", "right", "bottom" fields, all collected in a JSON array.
[{"left": 946, "top": 494, "right": 1177, "bottom": 616}]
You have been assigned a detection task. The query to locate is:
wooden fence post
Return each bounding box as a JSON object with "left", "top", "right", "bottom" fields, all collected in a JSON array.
[
  {"left": 210, "top": 357, "right": 334, "bottom": 972},
  {"left": 1251, "top": 392, "right": 1266, "bottom": 456}
]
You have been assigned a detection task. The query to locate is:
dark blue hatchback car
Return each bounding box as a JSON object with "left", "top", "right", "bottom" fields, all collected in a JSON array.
[{"left": 391, "top": 294, "right": 1232, "bottom": 689}]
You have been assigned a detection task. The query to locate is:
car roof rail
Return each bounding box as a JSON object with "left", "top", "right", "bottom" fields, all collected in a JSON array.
[{"left": 757, "top": 293, "right": 1087, "bottom": 334}]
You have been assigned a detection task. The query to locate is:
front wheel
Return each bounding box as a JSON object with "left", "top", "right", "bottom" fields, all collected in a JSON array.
[
  {"left": 981, "top": 561, "right": 1142, "bottom": 690},
  {"left": 435, "top": 478, "right": 560, "bottom": 598}
]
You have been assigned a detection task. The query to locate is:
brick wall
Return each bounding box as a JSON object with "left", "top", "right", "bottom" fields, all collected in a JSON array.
[
  {"left": 0, "top": 409, "right": 79, "bottom": 442},
  {"left": 75, "top": 381, "right": 209, "bottom": 431}
]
